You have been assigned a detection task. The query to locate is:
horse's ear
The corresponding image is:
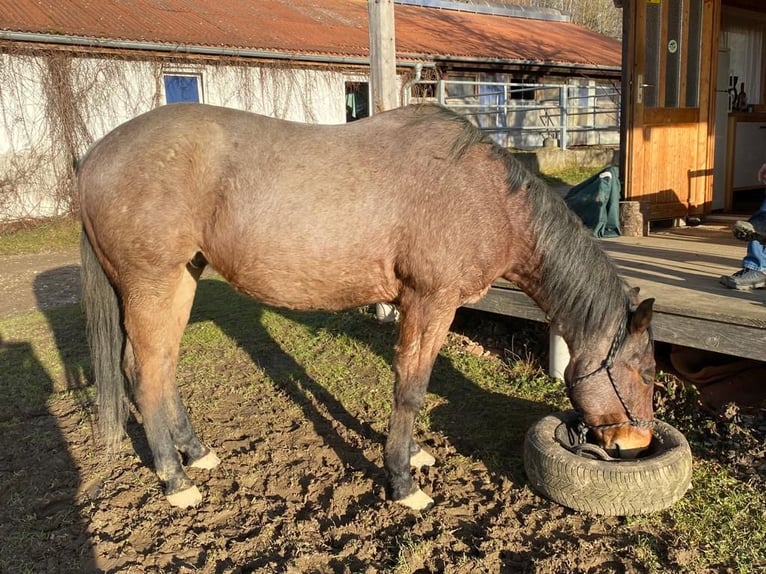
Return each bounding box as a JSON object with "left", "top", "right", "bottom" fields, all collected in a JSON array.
[
  {"left": 627, "top": 286, "right": 641, "bottom": 306},
  {"left": 629, "top": 297, "right": 654, "bottom": 334}
]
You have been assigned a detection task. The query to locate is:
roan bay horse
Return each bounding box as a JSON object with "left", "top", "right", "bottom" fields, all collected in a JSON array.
[{"left": 79, "top": 103, "right": 656, "bottom": 509}]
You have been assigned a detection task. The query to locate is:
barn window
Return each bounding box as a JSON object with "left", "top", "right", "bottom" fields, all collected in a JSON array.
[
  {"left": 509, "top": 79, "right": 536, "bottom": 101},
  {"left": 163, "top": 74, "right": 202, "bottom": 104},
  {"left": 345, "top": 82, "right": 369, "bottom": 122},
  {"left": 447, "top": 74, "right": 478, "bottom": 98}
]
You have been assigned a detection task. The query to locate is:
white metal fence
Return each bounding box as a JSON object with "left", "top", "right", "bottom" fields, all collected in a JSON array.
[{"left": 408, "top": 79, "right": 621, "bottom": 150}]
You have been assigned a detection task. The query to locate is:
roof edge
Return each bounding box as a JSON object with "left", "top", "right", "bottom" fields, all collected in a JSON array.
[{"left": 0, "top": 30, "right": 433, "bottom": 67}]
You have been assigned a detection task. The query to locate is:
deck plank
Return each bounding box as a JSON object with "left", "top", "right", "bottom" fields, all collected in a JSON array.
[{"left": 466, "top": 225, "right": 766, "bottom": 361}]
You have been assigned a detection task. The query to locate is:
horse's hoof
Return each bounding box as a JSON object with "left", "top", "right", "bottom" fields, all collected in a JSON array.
[
  {"left": 396, "top": 488, "right": 434, "bottom": 511},
  {"left": 166, "top": 485, "right": 202, "bottom": 508},
  {"left": 409, "top": 447, "right": 436, "bottom": 469},
  {"left": 189, "top": 449, "right": 221, "bottom": 470}
]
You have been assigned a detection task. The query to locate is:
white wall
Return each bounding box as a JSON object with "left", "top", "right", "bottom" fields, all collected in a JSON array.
[{"left": 0, "top": 52, "right": 364, "bottom": 220}]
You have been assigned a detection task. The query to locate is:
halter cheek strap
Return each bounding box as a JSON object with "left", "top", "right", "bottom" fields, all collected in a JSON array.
[{"left": 567, "top": 317, "right": 655, "bottom": 443}]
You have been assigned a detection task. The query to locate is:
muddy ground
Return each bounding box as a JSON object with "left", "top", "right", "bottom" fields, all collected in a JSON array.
[{"left": 0, "top": 251, "right": 760, "bottom": 573}]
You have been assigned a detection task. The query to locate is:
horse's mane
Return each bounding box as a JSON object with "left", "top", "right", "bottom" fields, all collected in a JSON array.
[
  {"left": 420, "top": 104, "right": 629, "bottom": 342},
  {"left": 521, "top": 175, "right": 629, "bottom": 343}
]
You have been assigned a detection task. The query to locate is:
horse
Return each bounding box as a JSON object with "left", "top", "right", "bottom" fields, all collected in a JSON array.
[{"left": 78, "top": 103, "right": 656, "bottom": 510}]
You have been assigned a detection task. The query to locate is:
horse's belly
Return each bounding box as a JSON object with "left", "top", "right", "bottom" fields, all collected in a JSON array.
[{"left": 220, "top": 263, "right": 397, "bottom": 312}]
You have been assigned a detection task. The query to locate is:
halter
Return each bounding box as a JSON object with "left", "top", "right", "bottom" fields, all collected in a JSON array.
[{"left": 567, "top": 313, "right": 655, "bottom": 444}]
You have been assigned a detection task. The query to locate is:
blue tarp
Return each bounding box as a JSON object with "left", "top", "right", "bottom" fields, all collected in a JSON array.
[{"left": 564, "top": 166, "right": 622, "bottom": 238}]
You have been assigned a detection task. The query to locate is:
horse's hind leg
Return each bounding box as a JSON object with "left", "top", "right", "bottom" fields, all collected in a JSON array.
[
  {"left": 122, "top": 265, "right": 216, "bottom": 508},
  {"left": 386, "top": 295, "right": 456, "bottom": 510}
]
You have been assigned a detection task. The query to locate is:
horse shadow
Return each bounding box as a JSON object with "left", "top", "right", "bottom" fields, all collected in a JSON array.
[
  {"left": 193, "top": 279, "right": 553, "bottom": 490},
  {"left": 0, "top": 266, "right": 96, "bottom": 573}
]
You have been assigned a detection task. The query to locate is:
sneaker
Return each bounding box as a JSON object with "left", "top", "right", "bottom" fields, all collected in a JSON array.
[
  {"left": 719, "top": 268, "right": 766, "bottom": 290},
  {"left": 732, "top": 211, "right": 766, "bottom": 243}
]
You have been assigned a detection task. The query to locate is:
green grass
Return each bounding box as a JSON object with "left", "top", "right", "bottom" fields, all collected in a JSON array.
[
  {"left": 1, "top": 278, "right": 765, "bottom": 572},
  {"left": 627, "top": 459, "right": 766, "bottom": 573},
  {"left": 538, "top": 165, "right": 603, "bottom": 188},
  {"left": 0, "top": 217, "right": 80, "bottom": 255}
]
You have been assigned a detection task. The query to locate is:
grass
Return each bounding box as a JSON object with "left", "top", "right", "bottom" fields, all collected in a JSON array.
[
  {"left": 538, "top": 165, "right": 604, "bottom": 188},
  {"left": 0, "top": 216, "right": 80, "bottom": 255}
]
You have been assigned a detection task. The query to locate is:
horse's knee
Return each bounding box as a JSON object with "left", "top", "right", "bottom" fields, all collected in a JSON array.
[{"left": 393, "top": 383, "right": 427, "bottom": 414}]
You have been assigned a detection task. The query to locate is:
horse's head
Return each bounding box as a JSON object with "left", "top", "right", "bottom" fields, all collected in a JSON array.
[{"left": 564, "top": 289, "right": 656, "bottom": 459}]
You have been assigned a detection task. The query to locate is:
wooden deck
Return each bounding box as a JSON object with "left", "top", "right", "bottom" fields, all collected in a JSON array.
[{"left": 466, "top": 224, "right": 766, "bottom": 362}]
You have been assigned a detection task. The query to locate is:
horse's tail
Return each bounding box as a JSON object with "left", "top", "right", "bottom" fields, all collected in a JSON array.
[{"left": 81, "top": 229, "right": 128, "bottom": 449}]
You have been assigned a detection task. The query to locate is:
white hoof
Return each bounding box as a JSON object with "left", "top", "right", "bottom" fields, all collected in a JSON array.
[
  {"left": 166, "top": 485, "right": 202, "bottom": 508},
  {"left": 409, "top": 448, "right": 436, "bottom": 469},
  {"left": 397, "top": 488, "right": 434, "bottom": 510},
  {"left": 189, "top": 450, "right": 221, "bottom": 470}
]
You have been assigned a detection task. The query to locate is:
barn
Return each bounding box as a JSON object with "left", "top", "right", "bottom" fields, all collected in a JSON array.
[{"left": 0, "top": 0, "right": 623, "bottom": 220}]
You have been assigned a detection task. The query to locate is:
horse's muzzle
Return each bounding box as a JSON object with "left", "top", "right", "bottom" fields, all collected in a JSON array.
[{"left": 601, "top": 425, "right": 653, "bottom": 459}]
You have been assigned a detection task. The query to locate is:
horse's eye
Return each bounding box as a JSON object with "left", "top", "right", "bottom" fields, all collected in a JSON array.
[{"left": 640, "top": 368, "right": 655, "bottom": 384}]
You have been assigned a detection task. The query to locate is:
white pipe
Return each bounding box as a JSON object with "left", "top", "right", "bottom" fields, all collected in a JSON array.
[
  {"left": 548, "top": 325, "right": 570, "bottom": 381},
  {"left": 402, "top": 62, "right": 423, "bottom": 105}
]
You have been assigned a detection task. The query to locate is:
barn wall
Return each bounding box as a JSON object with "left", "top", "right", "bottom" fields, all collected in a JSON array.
[{"left": 0, "top": 51, "right": 367, "bottom": 221}]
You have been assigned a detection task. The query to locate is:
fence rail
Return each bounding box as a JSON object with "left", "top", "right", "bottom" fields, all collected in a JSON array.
[{"left": 407, "top": 79, "right": 621, "bottom": 150}]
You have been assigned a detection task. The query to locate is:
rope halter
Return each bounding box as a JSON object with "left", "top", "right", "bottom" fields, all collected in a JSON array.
[{"left": 567, "top": 313, "right": 655, "bottom": 444}]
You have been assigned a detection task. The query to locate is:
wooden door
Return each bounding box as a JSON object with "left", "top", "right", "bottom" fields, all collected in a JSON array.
[{"left": 623, "top": 0, "right": 720, "bottom": 221}]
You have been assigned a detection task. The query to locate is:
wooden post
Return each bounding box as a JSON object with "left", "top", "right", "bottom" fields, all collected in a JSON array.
[
  {"left": 619, "top": 200, "right": 645, "bottom": 237},
  {"left": 368, "top": 0, "right": 398, "bottom": 113},
  {"left": 369, "top": 0, "right": 400, "bottom": 323}
]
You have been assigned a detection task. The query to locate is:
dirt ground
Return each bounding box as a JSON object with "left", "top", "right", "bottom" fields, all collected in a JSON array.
[
  {"left": 0, "top": 248, "right": 80, "bottom": 316},
  {"left": 0, "top": 250, "right": 749, "bottom": 573}
]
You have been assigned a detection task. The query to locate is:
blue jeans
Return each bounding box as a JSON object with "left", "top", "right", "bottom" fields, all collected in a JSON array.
[
  {"left": 743, "top": 197, "right": 766, "bottom": 271},
  {"left": 743, "top": 241, "right": 766, "bottom": 271}
]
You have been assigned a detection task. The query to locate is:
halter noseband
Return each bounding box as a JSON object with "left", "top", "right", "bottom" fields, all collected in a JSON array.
[{"left": 567, "top": 315, "right": 655, "bottom": 443}]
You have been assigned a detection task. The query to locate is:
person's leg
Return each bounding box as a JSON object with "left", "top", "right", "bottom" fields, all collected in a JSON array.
[{"left": 744, "top": 239, "right": 766, "bottom": 270}]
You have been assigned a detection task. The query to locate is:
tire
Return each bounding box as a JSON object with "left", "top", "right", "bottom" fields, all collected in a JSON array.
[{"left": 524, "top": 411, "right": 693, "bottom": 516}]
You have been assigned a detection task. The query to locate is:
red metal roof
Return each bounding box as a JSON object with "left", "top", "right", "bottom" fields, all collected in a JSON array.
[{"left": 0, "top": 0, "right": 621, "bottom": 70}]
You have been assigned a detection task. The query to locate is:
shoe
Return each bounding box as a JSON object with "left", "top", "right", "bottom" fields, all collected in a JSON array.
[
  {"left": 719, "top": 268, "right": 766, "bottom": 290},
  {"left": 733, "top": 211, "right": 766, "bottom": 243},
  {"left": 733, "top": 220, "right": 757, "bottom": 241}
]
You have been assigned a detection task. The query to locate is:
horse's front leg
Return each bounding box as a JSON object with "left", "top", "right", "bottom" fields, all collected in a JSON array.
[{"left": 385, "top": 297, "right": 455, "bottom": 510}]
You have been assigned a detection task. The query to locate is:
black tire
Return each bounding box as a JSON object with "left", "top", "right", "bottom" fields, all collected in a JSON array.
[{"left": 524, "top": 411, "right": 693, "bottom": 516}]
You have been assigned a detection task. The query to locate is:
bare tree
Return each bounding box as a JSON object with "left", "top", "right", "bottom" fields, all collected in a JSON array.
[{"left": 448, "top": 0, "right": 623, "bottom": 39}]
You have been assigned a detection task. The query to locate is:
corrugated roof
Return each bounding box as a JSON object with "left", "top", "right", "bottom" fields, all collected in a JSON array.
[{"left": 0, "top": 0, "right": 621, "bottom": 70}]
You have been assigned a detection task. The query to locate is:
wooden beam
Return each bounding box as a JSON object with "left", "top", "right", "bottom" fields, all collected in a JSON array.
[
  {"left": 466, "top": 284, "right": 766, "bottom": 362},
  {"left": 368, "top": 0, "right": 398, "bottom": 113}
]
